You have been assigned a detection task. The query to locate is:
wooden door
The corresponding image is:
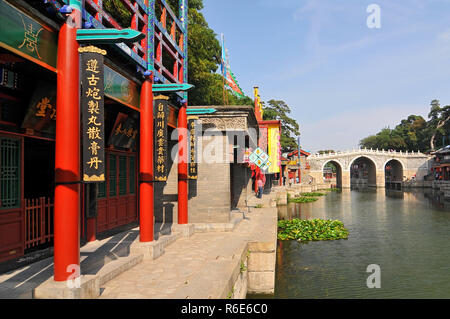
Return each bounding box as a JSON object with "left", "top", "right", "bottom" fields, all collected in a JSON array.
[{"left": 96, "top": 151, "right": 137, "bottom": 234}]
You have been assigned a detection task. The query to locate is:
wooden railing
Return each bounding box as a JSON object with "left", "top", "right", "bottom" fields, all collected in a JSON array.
[{"left": 24, "top": 197, "right": 54, "bottom": 249}]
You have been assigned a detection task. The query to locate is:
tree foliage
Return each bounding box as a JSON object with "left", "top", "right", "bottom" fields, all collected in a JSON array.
[
  {"left": 318, "top": 150, "right": 336, "bottom": 154},
  {"left": 187, "top": 1, "right": 253, "bottom": 106},
  {"left": 103, "top": 0, "right": 132, "bottom": 27},
  {"left": 262, "top": 100, "right": 300, "bottom": 152},
  {"left": 360, "top": 100, "right": 450, "bottom": 152}
]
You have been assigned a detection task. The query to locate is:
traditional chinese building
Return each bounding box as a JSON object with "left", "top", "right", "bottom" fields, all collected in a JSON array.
[
  {"left": 431, "top": 145, "right": 450, "bottom": 181},
  {"left": 185, "top": 105, "right": 259, "bottom": 223},
  {"left": 253, "top": 87, "right": 282, "bottom": 191},
  {"left": 0, "top": 0, "right": 190, "bottom": 283},
  {"left": 284, "top": 149, "right": 311, "bottom": 184}
]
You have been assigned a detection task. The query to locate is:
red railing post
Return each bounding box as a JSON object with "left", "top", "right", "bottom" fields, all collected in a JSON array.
[{"left": 40, "top": 197, "right": 45, "bottom": 244}]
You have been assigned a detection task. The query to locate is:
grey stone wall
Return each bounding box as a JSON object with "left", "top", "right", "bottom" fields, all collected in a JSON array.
[
  {"left": 231, "top": 164, "right": 252, "bottom": 210},
  {"left": 188, "top": 161, "right": 231, "bottom": 223}
]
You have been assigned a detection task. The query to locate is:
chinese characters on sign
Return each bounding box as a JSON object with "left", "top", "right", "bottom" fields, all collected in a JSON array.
[
  {"left": 108, "top": 112, "right": 138, "bottom": 150},
  {"left": 154, "top": 95, "right": 169, "bottom": 182},
  {"left": 79, "top": 46, "right": 106, "bottom": 182},
  {"left": 0, "top": 0, "right": 58, "bottom": 71},
  {"left": 18, "top": 18, "right": 43, "bottom": 59},
  {"left": 188, "top": 117, "right": 198, "bottom": 179},
  {"left": 21, "top": 80, "right": 56, "bottom": 135}
]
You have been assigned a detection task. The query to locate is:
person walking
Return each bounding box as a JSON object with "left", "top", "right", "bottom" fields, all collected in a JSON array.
[{"left": 257, "top": 175, "right": 265, "bottom": 198}]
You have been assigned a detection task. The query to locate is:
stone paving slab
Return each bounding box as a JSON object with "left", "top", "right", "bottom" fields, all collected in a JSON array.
[
  {"left": 0, "top": 191, "right": 278, "bottom": 299},
  {"left": 99, "top": 194, "right": 278, "bottom": 299},
  {"left": 0, "top": 226, "right": 181, "bottom": 299}
]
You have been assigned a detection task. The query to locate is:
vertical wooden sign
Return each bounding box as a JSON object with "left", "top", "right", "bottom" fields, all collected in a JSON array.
[
  {"left": 79, "top": 45, "right": 107, "bottom": 182},
  {"left": 188, "top": 117, "right": 198, "bottom": 179},
  {"left": 154, "top": 95, "right": 169, "bottom": 182}
]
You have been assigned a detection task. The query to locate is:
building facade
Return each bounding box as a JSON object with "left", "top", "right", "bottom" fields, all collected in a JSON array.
[{"left": 0, "top": 0, "right": 190, "bottom": 283}]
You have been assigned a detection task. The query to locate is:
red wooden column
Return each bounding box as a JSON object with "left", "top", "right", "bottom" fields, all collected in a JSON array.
[
  {"left": 53, "top": 9, "right": 81, "bottom": 282},
  {"left": 178, "top": 102, "right": 188, "bottom": 224},
  {"left": 139, "top": 72, "right": 154, "bottom": 242}
]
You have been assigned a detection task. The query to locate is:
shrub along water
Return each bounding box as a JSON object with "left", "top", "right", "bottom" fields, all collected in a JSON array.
[{"left": 278, "top": 219, "right": 349, "bottom": 241}]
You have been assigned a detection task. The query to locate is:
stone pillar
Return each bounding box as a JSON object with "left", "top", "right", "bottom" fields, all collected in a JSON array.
[
  {"left": 376, "top": 169, "right": 385, "bottom": 188},
  {"left": 341, "top": 170, "right": 351, "bottom": 188}
]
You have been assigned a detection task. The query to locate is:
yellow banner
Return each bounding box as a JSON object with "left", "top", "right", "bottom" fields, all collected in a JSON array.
[{"left": 268, "top": 125, "right": 280, "bottom": 173}]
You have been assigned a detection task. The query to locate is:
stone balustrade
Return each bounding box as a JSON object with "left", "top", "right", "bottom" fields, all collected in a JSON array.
[{"left": 310, "top": 148, "right": 426, "bottom": 159}]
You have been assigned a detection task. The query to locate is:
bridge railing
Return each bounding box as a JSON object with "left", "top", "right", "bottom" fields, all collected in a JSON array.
[{"left": 310, "top": 148, "right": 425, "bottom": 158}]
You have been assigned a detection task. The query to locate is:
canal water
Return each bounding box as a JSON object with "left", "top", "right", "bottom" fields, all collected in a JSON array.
[{"left": 252, "top": 188, "right": 450, "bottom": 299}]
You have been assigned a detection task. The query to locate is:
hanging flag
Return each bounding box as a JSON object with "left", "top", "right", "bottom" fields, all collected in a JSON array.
[
  {"left": 221, "top": 34, "right": 245, "bottom": 98},
  {"left": 221, "top": 33, "right": 227, "bottom": 78}
]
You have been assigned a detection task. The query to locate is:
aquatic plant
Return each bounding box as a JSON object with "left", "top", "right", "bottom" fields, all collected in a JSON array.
[
  {"left": 300, "top": 192, "right": 326, "bottom": 197},
  {"left": 288, "top": 196, "right": 319, "bottom": 203},
  {"left": 278, "top": 218, "right": 349, "bottom": 241},
  {"left": 318, "top": 188, "right": 340, "bottom": 192}
]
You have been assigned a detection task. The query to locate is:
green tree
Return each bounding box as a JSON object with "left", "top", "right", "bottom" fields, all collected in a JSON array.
[
  {"left": 394, "top": 115, "right": 428, "bottom": 151},
  {"left": 360, "top": 127, "right": 407, "bottom": 151},
  {"left": 186, "top": 1, "right": 253, "bottom": 106},
  {"left": 427, "top": 100, "right": 450, "bottom": 151},
  {"left": 262, "top": 100, "right": 300, "bottom": 152}
]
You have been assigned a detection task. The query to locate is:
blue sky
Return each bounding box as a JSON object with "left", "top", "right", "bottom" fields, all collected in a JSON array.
[{"left": 202, "top": 0, "right": 450, "bottom": 153}]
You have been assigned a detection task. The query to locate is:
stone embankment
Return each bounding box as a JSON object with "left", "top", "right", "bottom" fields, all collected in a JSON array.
[{"left": 273, "top": 183, "right": 328, "bottom": 206}]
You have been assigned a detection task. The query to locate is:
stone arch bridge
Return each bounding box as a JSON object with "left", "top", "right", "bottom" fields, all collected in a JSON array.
[{"left": 307, "top": 149, "right": 432, "bottom": 188}]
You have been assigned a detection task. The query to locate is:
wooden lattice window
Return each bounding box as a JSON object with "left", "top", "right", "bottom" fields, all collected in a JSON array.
[
  {"left": 98, "top": 180, "right": 106, "bottom": 198},
  {"left": 118, "top": 155, "right": 127, "bottom": 196},
  {"left": 129, "top": 157, "right": 135, "bottom": 194},
  {"left": 0, "top": 137, "right": 20, "bottom": 209},
  {"left": 109, "top": 154, "right": 117, "bottom": 197}
]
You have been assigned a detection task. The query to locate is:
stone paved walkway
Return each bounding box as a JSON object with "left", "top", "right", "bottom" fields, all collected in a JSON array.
[
  {"left": 0, "top": 190, "right": 280, "bottom": 299},
  {"left": 99, "top": 195, "right": 278, "bottom": 299}
]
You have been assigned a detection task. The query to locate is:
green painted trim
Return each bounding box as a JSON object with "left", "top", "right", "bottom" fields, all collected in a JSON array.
[
  {"left": 76, "top": 28, "right": 145, "bottom": 44},
  {"left": 69, "top": 0, "right": 82, "bottom": 11},
  {"left": 152, "top": 83, "right": 194, "bottom": 92},
  {"left": 186, "top": 109, "right": 216, "bottom": 115}
]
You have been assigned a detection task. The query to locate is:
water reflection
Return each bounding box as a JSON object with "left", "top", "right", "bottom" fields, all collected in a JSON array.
[
  {"left": 278, "top": 200, "right": 313, "bottom": 221},
  {"left": 252, "top": 188, "right": 450, "bottom": 299},
  {"left": 423, "top": 189, "right": 450, "bottom": 210}
]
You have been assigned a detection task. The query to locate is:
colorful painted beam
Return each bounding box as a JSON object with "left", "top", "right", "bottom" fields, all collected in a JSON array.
[
  {"left": 76, "top": 28, "right": 145, "bottom": 44},
  {"left": 152, "top": 83, "right": 194, "bottom": 92},
  {"left": 186, "top": 108, "right": 217, "bottom": 115}
]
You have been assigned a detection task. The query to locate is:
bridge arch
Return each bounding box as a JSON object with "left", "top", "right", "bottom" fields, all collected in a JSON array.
[
  {"left": 322, "top": 160, "right": 343, "bottom": 188},
  {"left": 384, "top": 159, "right": 405, "bottom": 182},
  {"left": 349, "top": 156, "right": 377, "bottom": 187}
]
